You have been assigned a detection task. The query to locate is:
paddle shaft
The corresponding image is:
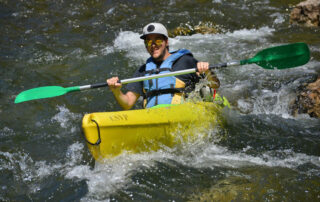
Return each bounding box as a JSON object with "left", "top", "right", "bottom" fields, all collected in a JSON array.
[
  {"left": 78, "top": 61, "right": 241, "bottom": 90},
  {"left": 14, "top": 42, "right": 310, "bottom": 103}
]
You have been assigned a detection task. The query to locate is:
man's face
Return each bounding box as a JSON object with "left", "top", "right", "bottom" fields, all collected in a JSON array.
[{"left": 144, "top": 34, "right": 168, "bottom": 62}]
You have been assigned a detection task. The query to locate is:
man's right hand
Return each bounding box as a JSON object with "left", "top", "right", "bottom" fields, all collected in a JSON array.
[
  {"left": 106, "top": 77, "right": 122, "bottom": 92},
  {"left": 106, "top": 76, "right": 139, "bottom": 110}
]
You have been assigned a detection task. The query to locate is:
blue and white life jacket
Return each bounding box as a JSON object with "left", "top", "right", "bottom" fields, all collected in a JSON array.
[{"left": 143, "top": 49, "right": 192, "bottom": 108}]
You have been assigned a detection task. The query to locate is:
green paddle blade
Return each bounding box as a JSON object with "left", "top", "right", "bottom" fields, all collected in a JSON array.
[
  {"left": 14, "top": 86, "right": 80, "bottom": 103},
  {"left": 241, "top": 42, "right": 310, "bottom": 69}
]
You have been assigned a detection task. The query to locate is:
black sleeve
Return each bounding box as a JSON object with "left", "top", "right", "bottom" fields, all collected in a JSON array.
[
  {"left": 172, "top": 54, "right": 201, "bottom": 90},
  {"left": 125, "top": 64, "right": 145, "bottom": 95}
]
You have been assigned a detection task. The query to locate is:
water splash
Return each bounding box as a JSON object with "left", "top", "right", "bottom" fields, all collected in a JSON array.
[
  {"left": 0, "top": 142, "right": 86, "bottom": 196},
  {"left": 51, "top": 105, "right": 82, "bottom": 132},
  {"left": 187, "top": 144, "right": 320, "bottom": 171}
]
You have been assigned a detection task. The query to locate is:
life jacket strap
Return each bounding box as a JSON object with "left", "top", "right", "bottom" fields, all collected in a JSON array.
[
  {"left": 145, "top": 68, "right": 172, "bottom": 75},
  {"left": 144, "top": 88, "right": 185, "bottom": 100}
]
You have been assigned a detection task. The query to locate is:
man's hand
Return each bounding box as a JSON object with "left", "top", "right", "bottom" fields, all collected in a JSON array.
[
  {"left": 197, "top": 62, "right": 210, "bottom": 74},
  {"left": 106, "top": 77, "right": 122, "bottom": 92},
  {"left": 197, "top": 62, "right": 220, "bottom": 89}
]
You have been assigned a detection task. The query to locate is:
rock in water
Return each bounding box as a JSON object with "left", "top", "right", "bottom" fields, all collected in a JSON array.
[
  {"left": 169, "top": 22, "right": 220, "bottom": 37},
  {"left": 290, "top": 0, "right": 320, "bottom": 27},
  {"left": 291, "top": 75, "right": 320, "bottom": 118}
]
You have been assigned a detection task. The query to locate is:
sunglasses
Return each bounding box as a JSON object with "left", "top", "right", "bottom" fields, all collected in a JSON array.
[{"left": 144, "top": 39, "right": 164, "bottom": 47}]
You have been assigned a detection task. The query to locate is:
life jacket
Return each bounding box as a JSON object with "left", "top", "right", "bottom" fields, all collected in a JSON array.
[{"left": 143, "top": 49, "right": 192, "bottom": 108}]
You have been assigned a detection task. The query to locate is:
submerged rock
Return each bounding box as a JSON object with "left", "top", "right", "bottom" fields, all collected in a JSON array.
[
  {"left": 290, "top": 0, "right": 320, "bottom": 27},
  {"left": 188, "top": 167, "right": 318, "bottom": 201},
  {"left": 169, "top": 22, "right": 220, "bottom": 37},
  {"left": 291, "top": 75, "right": 320, "bottom": 118}
]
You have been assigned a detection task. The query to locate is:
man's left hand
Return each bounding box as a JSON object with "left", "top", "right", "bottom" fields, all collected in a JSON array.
[{"left": 197, "top": 62, "right": 210, "bottom": 74}]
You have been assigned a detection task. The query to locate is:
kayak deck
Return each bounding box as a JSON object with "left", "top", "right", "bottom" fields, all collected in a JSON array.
[{"left": 82, "top": 99, "right": 229, "bottom": 161}]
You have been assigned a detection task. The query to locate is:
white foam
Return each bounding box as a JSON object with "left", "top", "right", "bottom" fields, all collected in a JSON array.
[
  {"left": 225, "top": 26, "right": 274, "bottom": 40},
  {"left": 67, "top": 128, "right": 217, "bottom": 198},
  {"left": 66, "top": 149, "right": 175, "bottom": 200},
  {"left": 111, "top": 26, "right": 275, "bottom": 65},
  {"left": 212, "top": 0, "right": 222, "bottom": 3},
  {"left": 0, "top": 142, "right": 89, "bottom": 194},
  {"left": 185, "top": 144, "right": 320, "bottom": 171},
  {"left": 0, "top": 150, "right": 57, "bottom": 193},
  {"left": 271, "top": 13, "right": 285, "bottom": 24},
  {"left": 113, "top": 31, "right": 142, "bottom": 49},
  {"left": 248, "top": 84, "right": 299, "bottom": 118},
  {"left": 106, "top": 7, "right": 115, "bottom": 15},
  {"left": 65, "top": 142, "right": 85, "bottom": 165},
  {"left": 171, "top": 26, "right": 274, "bottom": 44},
  {"left": 237, "top": 99, "right": 253, "bottom": 114},
  {"left": 27, "top": 51, "right": 64, "bottom": 65},
  {"left": 0, "top": 127, "right": 14, "bottom": 137},
  {"left": 101, "top": 46, "right": 115, "bottom": 56},
  {"left": 113, "top": 31, "right": 148, "bottom": 63},
  {"left": 51, "top": 105, "right": 82, "bottom": 132},
  {"left": 65, "top": 131, "right": 319, "bottom": 200},
  {"left": 0, "top": 129, "right": 307, "bottom": 200}
]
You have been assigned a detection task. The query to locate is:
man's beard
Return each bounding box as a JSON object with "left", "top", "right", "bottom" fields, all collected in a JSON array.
[{"left": 153, "top": 47, "right": 167, "bottom": 62}]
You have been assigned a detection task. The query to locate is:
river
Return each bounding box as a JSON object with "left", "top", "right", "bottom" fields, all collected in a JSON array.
[{"left": 1, "top": 0, "right": 319, "bottom": 201}]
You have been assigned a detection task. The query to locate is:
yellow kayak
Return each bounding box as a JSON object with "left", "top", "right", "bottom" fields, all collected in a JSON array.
[{"left": 82, "top": 96, "right": 230, "bottom": 161}]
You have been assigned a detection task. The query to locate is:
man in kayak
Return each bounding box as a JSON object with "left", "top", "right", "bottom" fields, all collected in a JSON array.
[{"left": 107, "top": 22, "right": 220, "bottom": 110}]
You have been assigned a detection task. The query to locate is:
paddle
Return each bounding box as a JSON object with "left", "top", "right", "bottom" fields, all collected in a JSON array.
[{"left": 14, "top": 42, "right": 310, "bottom": 104}]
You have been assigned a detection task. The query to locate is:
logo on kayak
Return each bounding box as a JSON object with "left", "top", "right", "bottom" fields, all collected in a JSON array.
[{"left": 109, "top": 114, "right": 128, "bottom": 121}]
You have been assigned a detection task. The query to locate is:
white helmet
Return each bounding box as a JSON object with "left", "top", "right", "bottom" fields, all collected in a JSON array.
[{"left": 140, "top": 22, "right": 168, "bottom": 39}]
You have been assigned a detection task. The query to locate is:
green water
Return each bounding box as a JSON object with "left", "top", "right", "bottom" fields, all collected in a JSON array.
[{"left": 1, "top": 0, "right": 319, "bottom": 201}]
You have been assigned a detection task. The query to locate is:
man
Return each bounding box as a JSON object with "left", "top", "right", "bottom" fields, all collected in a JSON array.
[{"left": 107, "top": 22, "right": 220, "bottom": 110}]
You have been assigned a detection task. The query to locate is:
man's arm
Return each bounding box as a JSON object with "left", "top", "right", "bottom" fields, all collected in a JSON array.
[{"left": 106, "top": 77, "right": 140, "bottom": 110}]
